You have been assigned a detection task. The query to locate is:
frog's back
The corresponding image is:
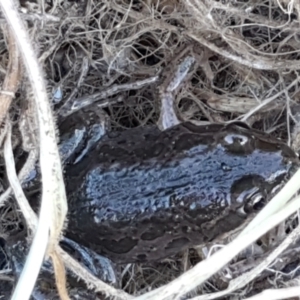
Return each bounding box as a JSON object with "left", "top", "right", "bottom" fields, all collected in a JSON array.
[{"left": 65, "top": 122, "right": 298, "bottom": 264}]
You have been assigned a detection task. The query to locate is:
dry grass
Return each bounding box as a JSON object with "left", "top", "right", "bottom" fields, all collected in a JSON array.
[{"left": 0, "top": 0, "right": 300, "bottom": 299}]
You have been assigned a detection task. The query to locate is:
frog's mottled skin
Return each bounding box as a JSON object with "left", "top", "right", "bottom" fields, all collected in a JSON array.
[{"left": 64, "top": 121, "right": 298, "bottom": 264}]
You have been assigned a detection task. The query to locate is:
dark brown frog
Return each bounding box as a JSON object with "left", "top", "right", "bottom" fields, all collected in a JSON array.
[
  {"left": 61, "top": 118, "right": 299, "bottom": 264},
  {"left": 5, "top": 108, "right": 298, "bottom": 300}
]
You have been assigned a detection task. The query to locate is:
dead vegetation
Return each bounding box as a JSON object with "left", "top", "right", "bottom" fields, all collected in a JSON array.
[{"left": 1, "top": 0, "right": 300, "bottom": 299}]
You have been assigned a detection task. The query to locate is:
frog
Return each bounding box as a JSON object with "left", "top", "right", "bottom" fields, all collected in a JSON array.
[
  {"left": 4, "top": 104, "right": 299, "bottom": 299},
  {"left": 63, "top": 117, "right": 298, "bottom": 264}
]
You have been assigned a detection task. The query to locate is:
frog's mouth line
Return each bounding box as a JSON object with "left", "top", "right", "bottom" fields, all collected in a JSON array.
[{"left": 266, "top": 166, "right": 297, "bottom": 197}]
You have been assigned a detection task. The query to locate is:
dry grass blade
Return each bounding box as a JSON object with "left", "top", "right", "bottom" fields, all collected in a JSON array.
[
  {"left": 244, "top": 286, "right": 300, "bottom": 300},
  {"left": 158, "top": 56, "right": 195, "bottom": 129},
  {"left": 189, "top": 218, "right": 300, "bottom": 300},
  {"left": 50, "top": 248, "right": 70, "bottom": 300},
  {"left": 3, "top": 123, "right": 46, "bottom": 300},
  {"left": 0, "top": 150, "right": 38, "bottom": 206}
]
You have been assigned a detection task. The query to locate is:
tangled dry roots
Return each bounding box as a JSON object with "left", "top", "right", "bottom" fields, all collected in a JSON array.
[{"left": 1, "top": 0, "right": 300, "bottom": 299}]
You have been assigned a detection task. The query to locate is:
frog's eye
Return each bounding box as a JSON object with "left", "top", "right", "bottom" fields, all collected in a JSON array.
[
  {"left": 237, "top": 193, "right": 265, "bottom": 217},
  {"left": 224, "top": 134, "right": 249, "bottom": 146},
  {"left": 244, "top": 193, "right": 266, "bottom": 213},
  {"left": 252, "top": 194, "right": 266, "bottom": 210},
  {"left": 222, "top": 133, "right": 255, "bottom": 154}
]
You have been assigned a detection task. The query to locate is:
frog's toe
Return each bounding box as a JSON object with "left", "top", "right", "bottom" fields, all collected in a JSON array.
[{"left": 61, "top": 238, "right": 118, "bottom": 286}]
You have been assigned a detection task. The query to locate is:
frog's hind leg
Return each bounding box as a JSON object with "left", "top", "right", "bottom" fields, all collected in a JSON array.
[
  {"left": 60, "top": 237, "right": 118, "bottom": 286},
  {"left": 158, "top": 55, "right": 196, "bottom": 131},
  {"left": 5, "top": 233, "right": 119, "bottom": 298}
]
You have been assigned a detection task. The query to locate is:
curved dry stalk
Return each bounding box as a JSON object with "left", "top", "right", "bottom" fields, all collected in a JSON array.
[
  {"left": 0, "top": 150, "right": 38, "bottom": 206},
  {"left": 59, "top": 75, "right": 159, "bottom": 118},
  {"left": 3, "top": 122, "right": 38, "bottom": 231},
  {"left": 1, "top": 1, "right": 68, "bottom": 299},
  {"left": 3, "top": 122, "right": 129, "bottom": 300},
  {"left": 187, "top": 31, "right": 300, "bottom": 71}
]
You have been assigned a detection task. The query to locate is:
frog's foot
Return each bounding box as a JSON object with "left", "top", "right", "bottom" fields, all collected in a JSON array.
[
  {"left": 5, "top": 235, "right": 55, "bottom": 299},
  {"left": 5, "top": 233, "right": 118, "bottom": 298},
  {"left": 158, "top": 55, "right": 195, "bottom": 131},
  {"left": 60, "top": 237, "right": 117, "bottom": 286},
  {"left": 158, "top": 92, "right": 180, "bottom": 131}
]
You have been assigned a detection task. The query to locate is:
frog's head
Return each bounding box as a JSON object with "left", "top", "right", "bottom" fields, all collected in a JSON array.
[
  {"left": 200, "top": 123, "right": 299, "bottom": 242},
  {"left": 227, "top": 131, "right": 298, "bottom": 216}
]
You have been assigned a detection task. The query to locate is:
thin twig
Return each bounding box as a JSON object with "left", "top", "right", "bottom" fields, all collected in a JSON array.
[
  {"left": 61, "top": 56, "right": 90, "bottom": 108},
  {"left": 239, "top": 75, "right": 300, "bottom": 122},
  {"left": 58, "top": 75, "right": 159, "bottom": 118}
]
